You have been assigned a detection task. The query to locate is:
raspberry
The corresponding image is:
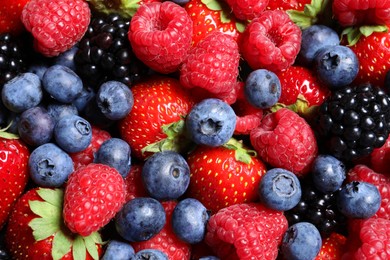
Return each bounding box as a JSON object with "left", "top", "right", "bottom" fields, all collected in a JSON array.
[
  {"left": 370, "top": 134, "right": 390, "bottom": 174},
  {"left": 250, "top": 108, "right": 318, "bottom": 176},
  {"left": 124, "top": 164, "right": 148, "bottom": 202},
  {"left": 21, "top": 0, "right": 90, "bottom": 57},
  {"left": 225, "top": 0, "right": 269, "bottom": 20},
  {"left": 205, "top": 203, "right": 288, "bottom": 260},
  {"left": 128, "top": 1, "right": 193, "bottom": 74}
]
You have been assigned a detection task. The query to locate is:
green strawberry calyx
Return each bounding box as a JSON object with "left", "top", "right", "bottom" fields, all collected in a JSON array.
[
  {"left": 0, "top": 121, "right": 19, "bottom": 139},
  {"left": 270, "top": 94, "right": 319, "bottom": 119},
  {"left": 223, "top": 138, "right": 257, "bottom": 164},
  {"left": 287, "top": 0, "right": 331, "bottom": 29},
  {"left": 28, "top": 188, "right": 102, "bottom": 260},
  {"left": 342, "top": 25, "right": 388, "bottom": 46},
  {"left": 86, "top": 0, "right": 141, "bottom": 18}
]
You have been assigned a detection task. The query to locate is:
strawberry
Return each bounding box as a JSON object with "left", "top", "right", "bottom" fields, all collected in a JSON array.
[
  {"left": 184, "top": 0, "right": 245, "bottom": 46},
  {"left": 266, "top": 0, "right": 310, "bottom": 11},
  {"left": 119, "top": 76, "right": 195, "bottom": 160},
  {"left": 63, "top": 163, "right": 126, "bottom": 236},
  {"left": 315, "top": 232, "right": 347, "bottom": 260},
  {"left": 186, "top": 138, "right": 267, "bottom": 213},
  {"left": 5, "top": 187, "right": 103, "bottom": 260},
  {"left": 0, "top": 0, "right": 31, "bottom": 35},
  {"left": 0, "top": 136, "right": 30, "bottom": 229},
  {"left": 224, "top": 0, "right": 269, "bottom": 21}
]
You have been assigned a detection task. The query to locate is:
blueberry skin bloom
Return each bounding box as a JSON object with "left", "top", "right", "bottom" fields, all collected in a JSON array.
[
  {"left": 172, "top": 198, "right": 210, "bottom": 244},
  {"left": 186, "top": 98, "right": 236, "bottom": 147},
  {"left": 244, "top": 69, "right": 281, "bottom": 109},
  {"left": 133, "top": 249, "right": 168, "bottom": 260},
  {"left": 115, "top": 197, "right": 166, "bottom": 242},
  {"left": 54, "top": 114, "right": 92, "bottom": 153},
  {"left": 337, "top": 181, "right": 381, "bottom": 219},
  {"left": 142, "top": 151, "right": 190, "bottom": 200},
  {"left": 101, "top": 240, "right": 135, "bottom": 260},
  {"left": 258, "top": 168, "right": 302, "bottom": 211},
  {"left": 29, "top": 143, "right": 74, "bottom": 188},
  {"left": 96, "top": 81, "right": 134, "bottom": 120},
  {"left": 281, "top": 222, "right": 322, "bottom": 260},
  {"left": 312, "top": 154, "right": 346, "bottom": 193},
  {"left": 2, "top": 72, "right": 43, "bottom": 113}
]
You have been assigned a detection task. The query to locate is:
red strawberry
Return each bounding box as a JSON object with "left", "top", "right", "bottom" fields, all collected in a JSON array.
[
  {"left": 266, "top": 0, "right": 310, "bottom": 11},
  {"left": 123, "top": 164, "right": 148, "bottom": 202},
  {"left": 128, "top": 1, "right": 193, "bottom": 74},
  {"left": 0, "top": 0, "right": 31, "bottom": 35},
  {"left": 131, "top": 200, "right": 191, "bottom": 260},
  {"left": 63, "top": 163, "right": 126, "bottom": 236},
  {"left": 119, "top": 76, "right": 195, "bottom": 160},
  {"left": 180, "top": 31, "right": 240, "bottom": 100},
  {"left": 0, "top": 137, "right": 30, "bottom": 229},
  {"left": 205, "top": 203, "right": 288, "bottom": 259},
  {"left": 239, "top": 9, "right": 302, "bottom": 72},
  {"left": 369, "top": 134, "right": 390, "bottom": 174},
  {"left": 250, "top": 108, "right": 318, "bottom": 176},
  {"left": 6, "top": 187, "right": 103, "bottom": 260},
  {"left": 186, "top": 138, "right": 267, "bottom": 213},
  {"left": 315, "top": 232, "right": 347, "bottom": 260},
  {"left": 347, "top": 164, "right": 390, "bottom": 220},
  {"left": 21, "top": 0, "right": 90, "bottom": 57},
  {"left": 224, "top": 0, "right": 269, "bottom": 21},
  {"left": 184, "top": 0, "right": 245, "bottom": 46}
]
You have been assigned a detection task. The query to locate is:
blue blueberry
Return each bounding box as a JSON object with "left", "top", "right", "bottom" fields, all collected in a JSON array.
[
  {"left": 142, "top": 151, "right": 190, "bottom": 200},
  {"left": 199, "top": 257, "right": 220, "bottom": 260},
  {"left": 83, "top": 98, "right": 115, "bottom": 129},
  {"left": 53, "top": 114, "right": 92, "bottom": 153},
  {"left": 28, "top": 60, "right": 50, "bottom": 80},
  {"left": 115, "top": 197, "right": 166, "bottom": 242},
  {"left": 258, "top": 168, "right": 302, "bottom": 211},
  {"left": 2, "top": 72, "right": 42, "bottom": 113},
  {"left": 315, "top": 45, "right": 359, "bottom": 89},
  {"left": 311, "top": 154, "right": 346, "bottom": 193},
  {"left": 42, "top": 65, "right": 83, "bottom": 103},
  {"left": 244, "top": 69, "right": 281, "bottom": 109},
  {"left": 337, "top": 181, "right": 381, "bottom": 218},
  {"left": 96, "top": 81, "right": 134, "bottom": 120},
  {"left": 281, "top": 222, "right": 322, "bottom": 260},
  {"left": 54, "top": 45, "right": 78, "bottom": 72},
  {"left": 28, "top": 143, "right": 74, "bottom": 187},
  {"left": 132, "top": 249, "right": 168, "bottom": 260},
  {"left": 72, "top": 86, "right": 96, "bottom": 113},
  {"left": 169, "top": 0, "right": 189, "bottom": 5},
  {"left": 101, "top": 240, "right": 135, "bottom": 260},
  {"left": 46, "top": 102, "right": 78, "bottom": 124},
  {"left": 18, "top": 106, "right": 55, "bottom": 147},
  {"left": 94, "top": 138, "right": 131, "bottom": 178},
  {"left": 186, "top": 98, "right": 236, "bottom": 147},
  {"left": 298, "top": 25, "right": 340, "bottom": 66},
  {"left": 172, "top": 198, "right": 209, "bottom": 244}
]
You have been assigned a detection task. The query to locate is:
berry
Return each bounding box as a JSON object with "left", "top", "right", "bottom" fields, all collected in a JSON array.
[
  {"left": 370, "top": 134, "right": 390, "bottom": 173},
  {"left": 53, "top": 45, "right": 78, "bottom": 71},
  {"left": 224, "top": 0, "right": 268, "bottom": 20},
  {"left": 129, "top": 1, "right": 193, "bottom": 74},
  {"left": 311, "top": 154, "right": 346, "bottom": 194},
  {"left": 21, "top": 0, "right": 91, "bottom": 57},
  {"left": 124, "top": 164, "right": 149, "bottom": 201},
  {"left": 72, "top": 86, "right": 96, "bottom": 113},
  {"left": 0, "top": 0, "right": 31, "bottom": 35},
  {"left": 315, "top": 232, "right": 347, "bottom": 260},
  {"left": 63, "top": 163, "right": 126, "bottom": 236},
  {"left": 101, "top": 240, "right": 135, "bottom": 260},
  {"left": 46, "top": 102, "right": 79, "bottom": 124},
  {"left": 133, "top": 249, "right": 168, "bottom": 260}
]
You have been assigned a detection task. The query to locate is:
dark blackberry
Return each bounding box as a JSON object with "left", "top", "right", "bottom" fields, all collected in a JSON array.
[
  {"left": 74, "top": 13, "right": 149, "bottom": 88},
  {"left": 315, "top": 84, "right": 390, "bottom": 162},
  {"left": 284, "top": 178, "right": 347, "bottom": 238}
]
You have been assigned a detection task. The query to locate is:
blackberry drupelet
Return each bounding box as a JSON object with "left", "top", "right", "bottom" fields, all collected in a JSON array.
[
  {"left": 74, "top": 13, "right": 149, "bottom": 88},
  {"left": 315, "top": 84, "right": 390, "bottom": 162}
]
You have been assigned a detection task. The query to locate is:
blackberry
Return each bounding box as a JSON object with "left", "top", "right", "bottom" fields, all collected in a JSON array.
[
  {"left": 315, "top": 84, "right": 390, "bottom": 162},
  {"left": 74, "top": 13, "right": 149, "bottom": 88}
]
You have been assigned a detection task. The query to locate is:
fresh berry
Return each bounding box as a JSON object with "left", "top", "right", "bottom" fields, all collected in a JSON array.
[
  {"left": 63, "top": 163, "right": 126, "bottom": 236},
  {"left": 266, "top": 0, "right": 310, "bottom": 11},
  {"left": 311, "top": 154, "right": 346, "bottom": 194},
  {"left": 46, "top": 102, "right": 79, "bottom": 125},
  {"left": 205, "top": 203, "right": 288, "bottom": 259},
  {"left": 21, "top": 0, "right": 91, "bottom": 57},
  {"left": 250, "top": 108, "right": 318, "bottom": 176},
  {"left": 86, "top": 0, "right": 162, "bottom": 18},
  {"left": 53, "top": 45, "right": 78, "bottom": 71},
  {"left": 73, "top": 86, "right": 96, "bottom": 113},
  {"left": 224, "top": 0, "right": 268, "bottom": 20},
  {"left": 239, "top": 9, "right": 302, "bottom": 72},
  {"left": 369, "top": 134, "right": 390, "bottom": 174},
  {"left": 129, "top": 1, "right": 193, "bottom": 74},
  {"left": 0, "top": 0, "right": 31, "bottom": 35},
  {"left": 315, "top": 232, "right": 347, "bottom": 260},
  {"left": 133, "top": 249, "right": 168, "bottom": 259},
  {"left": 101, "top": 240, "right": 135, "bottom": 260},
  {"left": 124, "top": 164, "right": 149, "bottom": 201}
]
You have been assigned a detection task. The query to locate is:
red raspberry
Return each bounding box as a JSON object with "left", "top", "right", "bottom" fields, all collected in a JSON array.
[
  {"left": 21, "top": 0, "right": 90, "bottom": 57},
  {"left": 123, "top": 164, "right": 148, "bottom": 202},
  {"left": 250, "top": 108, "right": 318, "bottom": 176},
  {"left": 205, "top": 203, "right": 288, "bottom": 259},
  {"left": 63, "top": 163, "right": 126, "bottom": 236},
  {"left": 128, "top": 1, "right": 193, "bottom": 74},
  {"left": 180, "top": 31, "right": 240, "bottom": 99},
  {"left": 347, "top": 164, "right": 390, "bottom": 220},
  {"left": 239, "top": 10, "right": 301, "bottom": 72},
  {"left": 369, "top": 134, "right": 390, "bottom": 174},
  {"left": 225, "top": 0, "right": 269, "bottom": 20}
]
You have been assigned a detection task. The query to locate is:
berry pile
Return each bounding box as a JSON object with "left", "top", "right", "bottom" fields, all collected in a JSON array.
[{"left": 0, "top": 0, "right": 390, "bottom": 259}]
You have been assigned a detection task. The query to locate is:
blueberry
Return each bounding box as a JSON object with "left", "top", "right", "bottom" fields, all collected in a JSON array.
[
  {"left": 96, "top": 80, "right": 134, "bottom": 120},
  {"left": 28, "top": 143, "right": 74, "bottom": 187},
  {"left": 94, "top": 138, "right": 131, "bottom": 178},
  {"left": 2, "top": 72, "right": 42, "bottom": 113},
  {"left": 199, "top": 257, "right": 220, "bottom": 260},
  {"left": 186, "top": 98, "right": 236, "bottom": 147},
  {"left": 337, "top": 181, "right": 381, "bottom": 218},
  {"left": 132, "top": 249, "right": 168, "bottom": 260},
  {"left": 18, "top": 106, "right": 55, "bottom": 147},
  {"left": 142, "top": 151, "right": 190, "bottom": 200},
  {"left": 53, "top": 114, "right": 92, "bottom": 153},
  {"left": 311, "top": 154, "right": 346, "bottom": 193},
  {"left": 101, "top": 240, "right": 135, "bottom": 260},
  {"left": 115, "top": 197, "right": 166, "bottom": 242},
  {"left": 83, "top": 98, "right": 115, "bottom": 129},
  {"left": 28, "top": 61, "right": 50, "bottom": 80},
  {"left": 258, "top": 168, "right": 302, "bottom": 211},
  {"left": 244, "top": 69, "right": 281, "bottom": 109},
  {"left": 298, "top": 25, "right": 340, "bottom": 66},
  {"left": 281, "top": 222, "right": 322, "bottom": 260},
  {"left": 47, "top": 102, "right": 78, "bottom": 124},
  {"left": 172, "top": 198, "right": 210, "bottom": 244},
  {"left": 42, "top": 65, "right": 83, "bottom": 103},
  {"left": 169, "top": 0, "right": 189, "bottom": 5},
  {"left": 72, "top": 86, "right": 95, "bottom": 113},
  {"left": 315, "top": 45, "right": 359, "bottom": 89},
  {"left": 54, "top": 45, "right": 78, "bottom": 72}
]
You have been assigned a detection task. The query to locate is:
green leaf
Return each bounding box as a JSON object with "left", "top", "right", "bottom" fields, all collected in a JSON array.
[
  {"left": 72, "top": 236, "right": 87, "bottom": 260},
  {"left": 83, "top": 233, "right": 101, "bottom": 260},
  {"left": 202, "top": 0, "right": 223, "bottom": 11},
  {"left": 28, "top": 216, "right": 60, "bottom": 241},
  {"left": 36, "top": 188, "right": 63, "bottom": 208},
  {"left": 359, "top": 25, "right": 388, "bottom": 37},
  {"left": 287, "top": 0, "right": 330, "bottom": 29},
  {"left": 52, "top": 231, "right": 72, "bottom": 260},
  {"left": 235, "top": 22, "right": 246, "bottom": 33},
  {"left": 222, "top": 138, "right": 256, "bottom": 164}
]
